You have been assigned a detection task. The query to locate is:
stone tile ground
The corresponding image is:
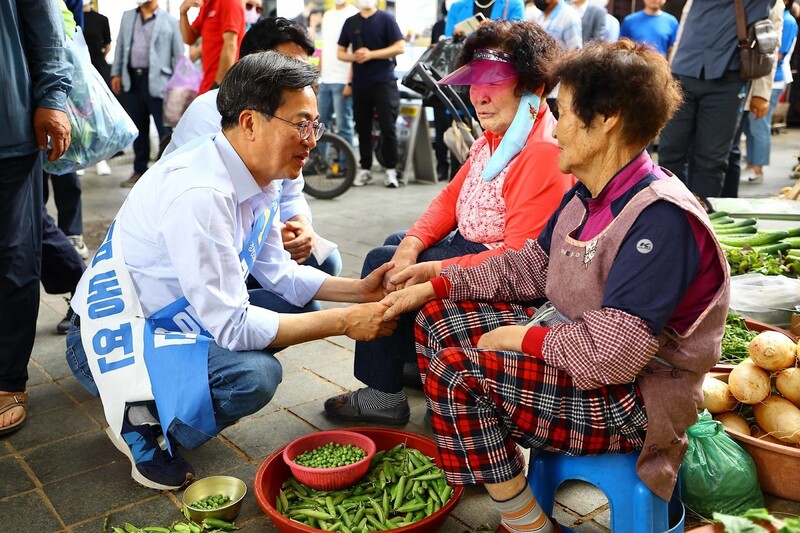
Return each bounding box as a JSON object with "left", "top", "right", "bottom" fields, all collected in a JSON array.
[{"left": 3, "top": 127, "right": 800, "bottom": 532}]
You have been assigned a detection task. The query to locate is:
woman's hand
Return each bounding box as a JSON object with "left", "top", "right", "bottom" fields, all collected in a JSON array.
[
  {"left": 389, "top": 261, "right": 442, "bottom": 291},
  {"left": 342, "top": 302, "right": 398, "bottom": 341},
  {"left": 383, "top": 250, "right": 418, "bottom": 292},
  {"left": 381, "top": 282, "right": 435, "bottom": 321},
  {"left": 360, "top": 262, "right": 394, "bottom": 302},
  {"left": 477, "top": 325, "right": 528, "bottom": 352}
]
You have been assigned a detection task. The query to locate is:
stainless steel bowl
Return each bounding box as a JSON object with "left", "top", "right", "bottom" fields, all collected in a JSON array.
[{"left": 182, "top": 475, "right": 247, "bottom": 523}]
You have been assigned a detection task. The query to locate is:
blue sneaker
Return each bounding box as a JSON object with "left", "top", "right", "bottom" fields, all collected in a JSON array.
[{"left": 106, "top": 412, "right": 195, "bottom": 490}]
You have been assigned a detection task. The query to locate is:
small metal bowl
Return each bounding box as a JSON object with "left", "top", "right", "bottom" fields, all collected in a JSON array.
[{"left": 182, "top": 475, "right": 247, "bottom": 524}]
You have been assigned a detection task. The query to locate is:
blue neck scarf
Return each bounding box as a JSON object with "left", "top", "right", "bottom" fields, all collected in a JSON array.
[{"left": 480, "top": 92, "right": 541, "bottom": 181}]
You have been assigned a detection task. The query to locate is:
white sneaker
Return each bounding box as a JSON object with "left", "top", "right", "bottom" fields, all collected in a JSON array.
[
  {"left": 67, "top": 234, "right": 89, "bottom": 260},
  {"left": 96, "top": 160, "right": 112, "bottom": 175},
  {"left": 353, "top": 169, "right": 373, "bottom": 187},
  {"left": 743, "top": 170, "right": 764, "bottom": 184},
  {"left": 385, "top": 169, "right": 399, "bottom": 188}
]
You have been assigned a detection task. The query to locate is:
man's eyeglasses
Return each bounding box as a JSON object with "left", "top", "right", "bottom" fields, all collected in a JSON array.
[
  {"left": 263, "top": 114, "right": 325, "bottom": 141},
  {"left": 245, "top": 2, "right": 263, "bottom": 14}
]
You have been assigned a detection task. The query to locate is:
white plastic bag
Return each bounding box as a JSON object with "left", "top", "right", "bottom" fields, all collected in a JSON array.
[
  {"left": 729, "top": 273, "right": 800, "bottom": 327},
  {"left": 44, "top": 28, "right": 138, "bottom": 175}
]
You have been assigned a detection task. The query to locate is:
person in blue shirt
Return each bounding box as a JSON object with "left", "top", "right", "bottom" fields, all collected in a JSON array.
[
  {"left": 0, "top": 0, "right": 72, "bottom": 436},
  {"left": 742, "top": 0, "right": 799, "bottom": 183},
  {"left": 445, "top": 0, "right": 525, "bottom": 37},
  {"left": 619, "top": 0, "right": 678, "bottom": 57}
]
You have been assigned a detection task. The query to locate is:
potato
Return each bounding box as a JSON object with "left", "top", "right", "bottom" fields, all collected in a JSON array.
[
  {"left": 751, "top": 424, "right": 790, "bottom": 446},
  {"left": 776, "top": 367, "right": 800, "bottom": 408},
  {"left": 748, "top": 331, "right": 797, "bottom": 371},
  {"left": 714, "top": 412, "right": 750, "bottom": 434},
  {"left": 728, "top": 359, "right": 772, "bottom": 404},
  {"left": 700, "top": 376, "right": 738, "bottom": 413},
  {"left": 753, "top": 395, "right": 800, "bottom": 444}
]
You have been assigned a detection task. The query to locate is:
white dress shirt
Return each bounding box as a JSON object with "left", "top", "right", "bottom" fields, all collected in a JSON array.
[
  {"left": 74, "top": 133, "right": 328, "bottom": 351},
  {"left": 163, "top": 89, "right": 312, "bottom": 223}
]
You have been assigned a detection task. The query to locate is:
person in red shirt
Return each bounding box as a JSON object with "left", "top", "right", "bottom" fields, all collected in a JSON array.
[{"left": 179, "top": 0, "right": 245, "bottom": 94}]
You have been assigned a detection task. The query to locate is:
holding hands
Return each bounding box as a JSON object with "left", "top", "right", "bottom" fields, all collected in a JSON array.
[{"left": 387, "top": 261, "right": 442, "bottom": 291}]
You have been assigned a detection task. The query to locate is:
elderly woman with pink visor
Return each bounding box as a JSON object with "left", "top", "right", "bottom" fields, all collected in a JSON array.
[{"left": 324, "top": 19, "right": 574, "bottom": 427}]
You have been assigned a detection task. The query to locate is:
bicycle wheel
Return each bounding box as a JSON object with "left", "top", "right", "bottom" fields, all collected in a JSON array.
[{"left": 303, "top": 132, "right": 357, "bottom": 200}]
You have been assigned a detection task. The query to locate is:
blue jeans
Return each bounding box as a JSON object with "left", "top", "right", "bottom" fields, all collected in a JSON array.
[
  {"left": 743, "top": 88, "right": 782, "bottom": 167},
  {"left": 353, "top": 230, "right": 488, "bottom": 393},
  {"left": 318, "top": 83, "right": 354, "bottom": 147},
  {"left": 65, "top": 288, "right": 315, "bottom": 448}
]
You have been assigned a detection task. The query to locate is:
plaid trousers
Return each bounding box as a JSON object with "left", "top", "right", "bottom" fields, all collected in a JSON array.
[{"left": 415, "top": 299, "right": 648, "bottom": 486}]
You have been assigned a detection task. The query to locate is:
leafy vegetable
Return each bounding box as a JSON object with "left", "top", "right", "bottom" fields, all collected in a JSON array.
[
  {"left": 725, "top": 248, "right": 800, "bottom": 278},
  {"left": 721, "top": 313, "right": 759, "bottom": 365},
  {"left": 711, "top": 508, "right": 800, "bottom": 533}
]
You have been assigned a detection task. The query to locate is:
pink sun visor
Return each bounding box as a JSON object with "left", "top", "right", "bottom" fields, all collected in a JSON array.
[{"left": 437, "top": 48, "right": 518, "bottom": 86}]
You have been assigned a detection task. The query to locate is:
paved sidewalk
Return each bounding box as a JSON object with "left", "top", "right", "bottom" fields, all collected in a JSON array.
[{"left": 3, "top": 127, "right": 800, "bottom": 532}]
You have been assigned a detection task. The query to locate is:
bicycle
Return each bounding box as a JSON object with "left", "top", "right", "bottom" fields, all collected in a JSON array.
[{"left": 303, "top": 131, "right": 357, "bottom": 200}]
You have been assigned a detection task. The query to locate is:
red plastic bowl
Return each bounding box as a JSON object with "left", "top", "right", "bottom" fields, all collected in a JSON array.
[
  {"left": 282, "top": 430, "right": 376, "bottom": 491},
  {"left": 256, "top": 427, "right": 464, "bottom": 532}
]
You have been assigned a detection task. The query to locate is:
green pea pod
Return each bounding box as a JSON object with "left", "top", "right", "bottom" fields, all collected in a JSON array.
[
  {"left": 366, "top": 515, "right": 389, "bottom": 531},
  {"left": 394, "top": 501, "right": 427, "bottom": 514},
  {"left": 393, "top": 476, "right": 406, "bottom": 510},
  {"left": 381, "top": 491, "right": 390, "bottom": 523},
  {"left": 112, "top": 528, "right": 127, "bottom": 533},
  {"left": 172, "top": 524, "right": 191, "bottom": 533},
  {"left": 187, "top": 522, "right": 202, "bottom": 533},
  {"left": 439, "top": 485, "right": 453, "bottom": 504},
  {"left": 124, "top": 523, "right": 143, "bottom": 533},
  {"left": 414, "top": 472, "right": 444, "bottom": 482},
  {"left": 141, "top": 528, "right": 171, "bottom": 533},
  {"left": 406, "top": 463, "right": 434, "bottom": 478},
  {"left": 202, "top": 518, "right": 238, "bottom": 531}
]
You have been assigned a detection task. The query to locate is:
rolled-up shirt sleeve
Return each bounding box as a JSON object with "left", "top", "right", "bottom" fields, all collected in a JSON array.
[{"left": 20, "top": 0, "right": 72, "bottom": 111}]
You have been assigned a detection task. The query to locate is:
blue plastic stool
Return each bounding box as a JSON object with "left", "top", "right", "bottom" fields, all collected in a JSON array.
[{"left": 526, "top": 452, "right": 685, "bottom": 533}]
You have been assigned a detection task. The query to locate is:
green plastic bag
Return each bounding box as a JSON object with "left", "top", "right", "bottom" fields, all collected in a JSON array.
[{"left": 680, "top": 410, "right": 764, "bottom": 518}]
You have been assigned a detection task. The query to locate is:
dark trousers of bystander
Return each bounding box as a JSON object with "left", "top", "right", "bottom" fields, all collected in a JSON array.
[
  {"left": 0, "top": 153, "right": 43, "bottom": 392},
  {"left": 722, "top": 109, "right": 747, "bottom": 198},
  {"left": 353, "top": 82, "right": 400, "bottom": 171},
  {"left": 658, "top": 71, "right": 746, "bottom": 204},
  {"left": 124, "top": 69, "right": 170, "bottom": 175},
  {"left": 44, "top": 171, "right": 83, "bottom": 237}
]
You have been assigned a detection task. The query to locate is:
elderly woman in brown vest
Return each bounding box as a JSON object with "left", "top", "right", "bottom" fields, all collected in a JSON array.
[{"left": 382, "top": 40, "right": 730, "bottom": 533}]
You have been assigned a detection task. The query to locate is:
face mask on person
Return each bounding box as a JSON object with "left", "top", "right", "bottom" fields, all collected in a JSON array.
[
  {"left": 533, "top": 0, "right": 550, "bottom": 10},
  {"left": 335, "top": 0, "right": 349, "bottom": 5},
  {"left": 245, "top": 7, "right": 261, "bottom": 25},
  {"left": 355, "top": 0, "right": 377, "bottom": 9}
]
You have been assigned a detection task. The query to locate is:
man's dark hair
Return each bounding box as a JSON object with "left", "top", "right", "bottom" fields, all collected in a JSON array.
[
  {"left": 551, "top": 40, "right": 683, "bottom": 148},
  {"left": 217, "top": 51, "right": 319, "bottom": 130},
  {"left": 240, "top": 16, "right": 315, "bottom": 58},
  {"left": 457, "top": 19, "right": 560, "bottom": 96}
]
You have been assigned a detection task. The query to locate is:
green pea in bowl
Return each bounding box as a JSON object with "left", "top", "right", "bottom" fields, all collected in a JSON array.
[
  {"left": 282, "top": 430, "right": 376, "bottom": 490},
  {"left": 182, "top": 475, "right": 247, "bottom": 523}
]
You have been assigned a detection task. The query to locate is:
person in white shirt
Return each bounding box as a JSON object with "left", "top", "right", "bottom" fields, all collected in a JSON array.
[
  {"left": 65, "top": 52, "right": 398, "bottom": 491},
  {"left": 318, "top": 0, "right": 358, "bottom": 147},
  {"left": 164, "top": 17, "right": 343, "bottom": 280}
]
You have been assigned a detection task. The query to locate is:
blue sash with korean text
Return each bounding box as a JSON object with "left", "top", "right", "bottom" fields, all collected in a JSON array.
[{"left": 78, "top": 190, "right": 280, "bottom": 450}]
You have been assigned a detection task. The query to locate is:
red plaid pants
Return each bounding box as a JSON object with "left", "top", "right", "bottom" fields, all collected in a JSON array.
[{"left": 415, "top": 299, "right": 648, "bottom": 486}]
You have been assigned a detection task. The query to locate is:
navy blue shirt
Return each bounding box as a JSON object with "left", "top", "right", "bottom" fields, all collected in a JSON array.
[
  {"left": 671, "top": 0, "right": 771, "bottom": 79},
  {"left": 537, "top": 177, "right": 701, "bottom": 335},
  {"left": 338, "top": 10, "right": 404, "bottom": 91}
]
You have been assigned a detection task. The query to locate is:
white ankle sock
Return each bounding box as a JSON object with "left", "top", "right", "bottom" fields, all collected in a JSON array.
[{"left": 128, "top": 404, "right": 159, "bottom": 426}]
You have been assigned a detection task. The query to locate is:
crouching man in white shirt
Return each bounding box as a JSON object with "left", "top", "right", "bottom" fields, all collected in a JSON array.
[{"left": 65, "top": 52, "right": 397, "bottom": 491}]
